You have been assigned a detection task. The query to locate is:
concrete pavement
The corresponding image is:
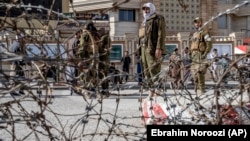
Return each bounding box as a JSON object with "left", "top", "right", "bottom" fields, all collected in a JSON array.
[{"left": 0, "top": 79, "right": 242, "bottom": 93}]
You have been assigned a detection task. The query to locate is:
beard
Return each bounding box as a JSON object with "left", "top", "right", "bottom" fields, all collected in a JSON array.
[
  {"left": 142, "top": 12, "right": 151, "bottom": 25},
  {"left": 143, "top": 12, "right": 151, "bottom": 20}
]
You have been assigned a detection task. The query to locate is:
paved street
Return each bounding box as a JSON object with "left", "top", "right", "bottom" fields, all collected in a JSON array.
[
  {"left": 0, "top": 87, "right": 148, "bottom": 141},
  {"left": 1, "top": 80, "right": 250, "bottom": 141},
  {"left": 0, "top": 79, "right": 239, "bottom": 89}
]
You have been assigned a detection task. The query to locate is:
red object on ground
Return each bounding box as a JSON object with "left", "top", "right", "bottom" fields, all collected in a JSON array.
[
  {"left": 142, "top": 99, "right": 167, "bottom": 125},
  {"left": 220, "top": 105, "right": 239, "bottom": 125}
]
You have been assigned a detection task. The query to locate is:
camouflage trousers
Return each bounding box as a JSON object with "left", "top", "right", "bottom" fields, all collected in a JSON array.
[
  {"left": 190, "top": 51, "right": 208, "bottom": 92},
  {"left": 141, "top": 46, "right": 161, "bottom": 88}
]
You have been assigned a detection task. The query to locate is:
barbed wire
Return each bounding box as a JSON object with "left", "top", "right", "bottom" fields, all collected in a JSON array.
[{"left": 0, "top": 1, "right": 250, "bottom": 141}]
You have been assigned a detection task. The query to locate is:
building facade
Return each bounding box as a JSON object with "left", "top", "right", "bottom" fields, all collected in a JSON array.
[{"left": 69, "top": 0, "right": 249, "bottom": 64}]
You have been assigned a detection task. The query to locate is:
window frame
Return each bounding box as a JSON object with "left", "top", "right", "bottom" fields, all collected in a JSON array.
[
  {"left": 119, "top": 9, "right": 136, "bottom": 22},
  {"left": 110, "top": 44, "right": 123, "bottom": 61},
  {"left": 211, "top": 43, "right": 233, "bottom": 60},
  {"left": 163, "top": 44, "right": 178, "bottom": 61},
  {"left": 217, "top": 15, "right": 227, "bottom": 29}
]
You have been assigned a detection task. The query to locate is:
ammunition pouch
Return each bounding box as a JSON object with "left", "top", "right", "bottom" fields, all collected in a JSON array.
[
  {"left": 191, "top": 40, "right": 206, "bottom": 54},
  {"left": 139, "top": 27, "right": 145, "bottom": 38},
  {"left": 198, "top": 42, "right": 206, "bottom": 52}
]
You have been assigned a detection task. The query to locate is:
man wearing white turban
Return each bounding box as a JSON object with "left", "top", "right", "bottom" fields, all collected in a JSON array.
[{"left": 138, "top": 2, "right": 166, "bottom": 98}]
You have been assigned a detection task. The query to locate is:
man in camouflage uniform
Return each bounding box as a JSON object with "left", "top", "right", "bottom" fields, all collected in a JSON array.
[
  {"left": 190, "top": 17, "right": 212, "bottom": 95},
  {"left": 79, "top": 21, "right": 111, "bottom": 97},
  {"left": 138, "top": 2, "right": 166, "bottom": 98}
]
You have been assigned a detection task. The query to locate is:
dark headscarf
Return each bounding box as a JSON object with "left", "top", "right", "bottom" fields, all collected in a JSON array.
[{"left": 85, "top": 21, "right": 97, "bottom": 32}]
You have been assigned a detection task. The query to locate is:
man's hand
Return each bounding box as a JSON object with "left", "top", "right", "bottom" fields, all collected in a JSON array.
[
  {"left": 201, "top": 54, "right": 207, "bottom": 59},
  {"left": 155, "top": 48, "right": 162, "bottom": 59}
]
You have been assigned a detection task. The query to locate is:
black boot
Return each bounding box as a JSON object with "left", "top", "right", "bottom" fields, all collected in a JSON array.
[
  {"left": 10, "top": 91, "right": 20, "bottom": 96},
  {"left": 19, "top": 90, "right": 25, "bottom": 95}
]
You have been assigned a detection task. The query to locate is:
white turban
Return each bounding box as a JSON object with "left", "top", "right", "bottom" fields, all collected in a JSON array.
[{"left": 142, "top": 2, "right": 156, "bottom": 25}]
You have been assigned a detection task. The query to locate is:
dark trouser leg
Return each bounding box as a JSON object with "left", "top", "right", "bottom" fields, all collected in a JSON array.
[
  {"left": 125, "top": 69, "right": 129, "bottom": 82},
  {"left": 137, "top": 63, "right": 142, "bottom": 83},
  {"left": 17, "top": 64, "right": 25, "bottom": 95},
  {"left": 99, "top": 60, "right": 109, "bottom": 95}
]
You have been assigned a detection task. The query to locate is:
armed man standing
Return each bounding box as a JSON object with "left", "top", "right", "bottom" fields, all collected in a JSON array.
[
  {"left": 190, "top": 17, "right": 212, "bottom": 95},
  {"left": 79, "top": 21, "right": 111, "bottom": 98},
  {"left": 138, "top": 2, "right": 166, "bottom": 98}
]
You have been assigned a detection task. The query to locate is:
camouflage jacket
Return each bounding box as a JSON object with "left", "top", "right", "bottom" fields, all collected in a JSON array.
[
  {"left": 79, "top": 30, "right": 110, "bottom": 60},
  {"left": 139, "top": 13, "right": 166, "bottom": 55},
  {"left": 190, "top": 28, "right": 212, "bottom": 56}
]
